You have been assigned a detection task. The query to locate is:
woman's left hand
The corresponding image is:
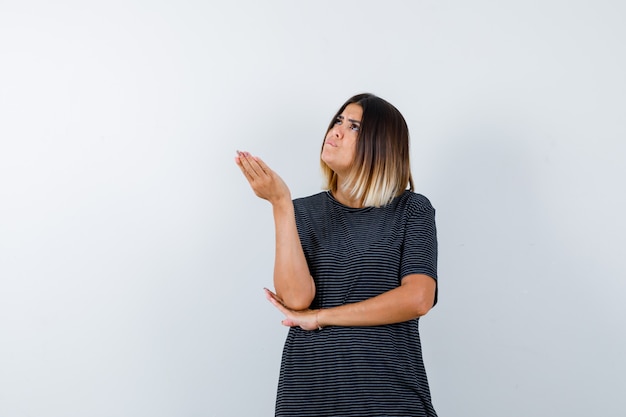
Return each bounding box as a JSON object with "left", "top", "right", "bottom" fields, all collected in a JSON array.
[{"left": 264, "top": 288, "right": 321, "bottom": 331}]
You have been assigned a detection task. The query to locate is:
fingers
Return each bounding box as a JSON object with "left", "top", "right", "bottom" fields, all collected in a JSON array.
[
  {"left": 264, "top": 287, "right": 279, "bottom": 301},
  {"left": 236, "top": 150, "right": 269, "bottom": 180},
  {"left": 265, "top": 288, "right": 287, "bottom": 312},
  {"left": 236, "top": 151, "right": 291, "bottom": 204},
  {"left": 264, "top": 288, "right": 319, "bottom": 331},
  {"left": 235, "top": 157, "right": 253, "bottom": 183},
  {"left": 253, "top": 156, "right": 271, "bottom": 174},
  {"left": 264, "top": 288, "right": 296, "bottom": 323},
  {"left": 236, "top": 151, "right": 255, "bottom": 179}
]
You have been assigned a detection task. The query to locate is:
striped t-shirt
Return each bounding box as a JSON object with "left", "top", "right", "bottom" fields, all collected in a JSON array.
[{"left": 276, "top": 190, "right": 438, "bottom": 417}]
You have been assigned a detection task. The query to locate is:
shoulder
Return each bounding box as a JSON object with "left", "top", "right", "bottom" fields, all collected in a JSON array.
[
  {"left": 293, "top": 191, "right": 328, "bottom": 209},
  {"left": 396, "top": 190, "right": 435, "bottom": 214},
  {"left": 292, "top": 192, "right": 330, "bottom": 231},
  {"left": 293, "top": 192, "right": 330, "bottom": 220}
]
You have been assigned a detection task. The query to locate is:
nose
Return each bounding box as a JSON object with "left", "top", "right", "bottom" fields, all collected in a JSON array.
[{"left": 331, "top": 124, "right": 344, "bottom": 139}]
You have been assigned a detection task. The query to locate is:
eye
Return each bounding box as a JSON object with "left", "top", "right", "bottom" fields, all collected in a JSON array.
[
  {"left": 334, "top": 117, "right": 343, "bottom": 125},
  {"left": 350, "top": 123, "right": 360, "bottom": 132}
]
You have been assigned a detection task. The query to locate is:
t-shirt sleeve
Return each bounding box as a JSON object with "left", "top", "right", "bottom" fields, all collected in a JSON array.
[{"left": 400, "top": 198, "right": 438, "bottom": 304}]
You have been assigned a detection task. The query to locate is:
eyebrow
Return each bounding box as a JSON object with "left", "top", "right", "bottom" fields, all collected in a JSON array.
[{"left": 337, "top": 115, "right": 362, "bottom": 124}]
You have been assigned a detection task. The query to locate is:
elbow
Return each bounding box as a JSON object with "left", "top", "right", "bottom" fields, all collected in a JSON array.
[
  {"left": 408, "top": 295, "right": 435, "bottom": 318},
  {"left": 277, "top": 279, "right": 316, "bottom": 311},
  {"left": 277, "top": 291, "right": 315, "bottom": 311},
  {"left": 282, "top": 297, "right": 313, "bottom": 311},
  {"left": 400, "top": 274, "right": 436, "bottom": 319},
  {"left": 413, "top": 303, "right": 432, "bottom": 318},
  {"left": 287, "top": 300, "right": 313, "bottom": 311}
]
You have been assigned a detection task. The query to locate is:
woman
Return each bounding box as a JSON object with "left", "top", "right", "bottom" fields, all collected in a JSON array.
[{"left": 236, "top": 93, "right": 438, "bottom": 417}]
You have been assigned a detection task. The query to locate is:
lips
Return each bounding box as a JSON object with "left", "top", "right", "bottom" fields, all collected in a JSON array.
[{"left": 325, "top": 140, "right": 337, "bottom": 147}]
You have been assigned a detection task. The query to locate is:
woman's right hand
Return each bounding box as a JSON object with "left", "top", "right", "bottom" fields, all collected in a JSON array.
[
  {"left": 235, "top": 151, "right": 291, "bottom": 205},
  {"left": 237, "top": 150, "right": 315, "bottom": 310}
]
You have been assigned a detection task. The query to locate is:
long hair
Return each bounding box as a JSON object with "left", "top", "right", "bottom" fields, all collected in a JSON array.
[{"left": 320, "top": 93, "right": 414, "bottom": 207}]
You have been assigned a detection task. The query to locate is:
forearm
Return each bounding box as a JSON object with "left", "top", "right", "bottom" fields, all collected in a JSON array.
[
  {"left": 317, "top": 274, "right": 436, "bottom": 327},
  {"left": 272, "top": 199, "right": 315, "bottom": 310}
]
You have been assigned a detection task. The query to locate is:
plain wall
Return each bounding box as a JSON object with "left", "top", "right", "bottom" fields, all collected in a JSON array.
[{"left": 1, "top": 1, "right": 625, "bottom": 416}]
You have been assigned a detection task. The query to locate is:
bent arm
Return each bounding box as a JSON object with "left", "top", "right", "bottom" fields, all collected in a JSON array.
[
  {"left": 272, "top": 199, "right": 315, "bottom": 310},
  {"left": 235, "top": 151, "right": 315, "bottom": 310},
  {"left": 266, "top": 274, "right": 436, "bottom": 330}
]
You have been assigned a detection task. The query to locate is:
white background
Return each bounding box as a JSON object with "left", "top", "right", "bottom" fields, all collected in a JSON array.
[{"left": 1, "top": 1, "right": 625, "bottom": 416}]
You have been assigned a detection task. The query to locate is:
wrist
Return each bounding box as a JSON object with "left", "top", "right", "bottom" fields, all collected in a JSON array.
[
  {"left": 315, "top": 309, "right": 324, "bottom": 330},
  {"left": 272, "top": 197, "right": 293, "bottom": 213}
]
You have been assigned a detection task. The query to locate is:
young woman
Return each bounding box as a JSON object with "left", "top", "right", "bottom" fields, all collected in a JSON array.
[{"left": 236, "top": 93, "right": 439, "bottom": 417}]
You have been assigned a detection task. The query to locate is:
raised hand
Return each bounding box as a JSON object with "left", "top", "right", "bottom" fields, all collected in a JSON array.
[{"left": 235, "top": 151, "right": 291, "bottom": 205}]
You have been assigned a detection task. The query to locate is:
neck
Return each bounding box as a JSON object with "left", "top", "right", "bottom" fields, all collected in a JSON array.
[{"left": 332, "top": 184, "right": 363, "bottom": 208}]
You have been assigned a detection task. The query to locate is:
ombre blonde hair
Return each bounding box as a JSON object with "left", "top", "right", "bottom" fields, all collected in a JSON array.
[{"left": 321, "top": 93, "right": 414, "bottom": 207}]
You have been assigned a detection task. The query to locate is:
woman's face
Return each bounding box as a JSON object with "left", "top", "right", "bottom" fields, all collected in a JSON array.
[{"left": 321, "top": 103, "right": 363, "bottom": 177}]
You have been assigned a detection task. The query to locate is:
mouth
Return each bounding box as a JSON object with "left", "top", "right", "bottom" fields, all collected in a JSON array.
[{"left": 325, "top": 140, "right": 337, "bottom": 147}]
